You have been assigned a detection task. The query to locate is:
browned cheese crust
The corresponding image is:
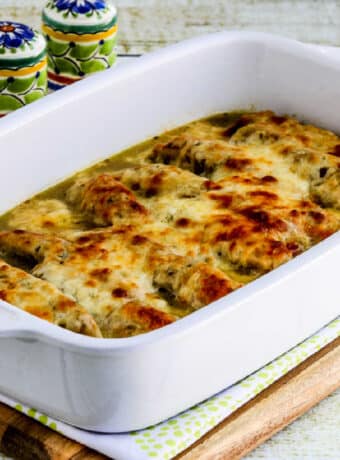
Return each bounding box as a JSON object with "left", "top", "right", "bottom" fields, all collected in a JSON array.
[
  {"left": 146, "top": 111, "right": 340, "bottom": 273},
  {"left": 0, "top": 111, "right": 339, "bottom": 337},
  {"left": 0, "top": 226, "right": 238, "bottom": 337},
  {"left": 0, "top": 258, "right": 101, "bottom": 337}
]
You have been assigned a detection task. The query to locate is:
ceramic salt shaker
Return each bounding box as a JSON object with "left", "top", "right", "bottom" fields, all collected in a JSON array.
[
  {"left": 0, "top": 21, "right": 47, "bottom": 117},
  {"left": 42, "top": 0, "right": 118, "bottom": 90}
]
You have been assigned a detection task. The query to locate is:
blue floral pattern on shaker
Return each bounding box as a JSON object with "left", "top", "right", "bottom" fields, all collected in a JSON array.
[
  {"left": 0, "top": 22, "right": 34, "bottom": 49},
  {"left": 54, "top": 0, "right": 106, "bottom": 14}
]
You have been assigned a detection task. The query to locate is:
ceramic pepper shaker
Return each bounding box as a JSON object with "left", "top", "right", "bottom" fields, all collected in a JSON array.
[
  {"left": 0, "top": 21, "right": 47, "bottom": 117},
  {"left": 42, "top": 0, "right": 118, "bottom": 90}
]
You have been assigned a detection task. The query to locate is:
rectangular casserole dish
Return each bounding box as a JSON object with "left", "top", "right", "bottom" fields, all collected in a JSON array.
[{"left": 0, "top": 31, "right": 339, "bottom": 432}]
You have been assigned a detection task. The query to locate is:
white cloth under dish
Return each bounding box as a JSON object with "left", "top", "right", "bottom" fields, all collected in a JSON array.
[{"left": 0, "top": 317, "right": 338, "bottom": 460}]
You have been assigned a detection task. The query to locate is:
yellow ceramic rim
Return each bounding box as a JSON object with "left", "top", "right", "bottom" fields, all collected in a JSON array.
[
  {"left": 0, "top": 58, "right": 47, "bottom": 77},
  {"left": 42, "top": 24, "right": 118, "bottom": 43}
]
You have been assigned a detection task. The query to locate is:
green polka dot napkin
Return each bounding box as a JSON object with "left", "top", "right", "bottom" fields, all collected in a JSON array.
[{"left": 0, "top": 317, "right": 338, "bottom": 460}]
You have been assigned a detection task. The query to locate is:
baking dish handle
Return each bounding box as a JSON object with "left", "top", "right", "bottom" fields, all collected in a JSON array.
[{"left": 0, "top": 301, "right": 38, "bottom": 338}]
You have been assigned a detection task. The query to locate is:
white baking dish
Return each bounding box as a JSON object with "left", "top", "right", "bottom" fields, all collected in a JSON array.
[{"left": 0, "top": 31, "right": 339, "bottom": 433}]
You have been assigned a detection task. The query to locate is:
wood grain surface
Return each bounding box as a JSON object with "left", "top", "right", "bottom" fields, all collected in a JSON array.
[
  {"left": 0, "top": 404, "right": 106, "bottom": 460},
  {"left": 0, "top": 1, "right": 340, "bottom": 459},
  {"left": 178, "top": 338, "right": 340, "bottom": 460},
  {"left": 0, "top": 338, "right": 338, "bottom": 460}
]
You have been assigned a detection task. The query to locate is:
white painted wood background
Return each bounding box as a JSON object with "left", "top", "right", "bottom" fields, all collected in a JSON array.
[
  {"left": 1, "top": 0, "right": 340, "bottom": 54},
  {"left": 0, "top": 1, "right": 339, "bottom": 459}
]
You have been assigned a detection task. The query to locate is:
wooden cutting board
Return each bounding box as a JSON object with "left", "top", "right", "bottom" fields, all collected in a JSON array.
[{"left": 0, "top": 337, "right": 339, "bottom": 460}]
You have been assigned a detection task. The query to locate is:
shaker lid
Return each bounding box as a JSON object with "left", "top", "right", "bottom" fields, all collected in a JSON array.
[
  {"left": 0, "top": 21, "right": 46, "bottom": 69},
  {"left": 42, "top": 1, "right": 117, "bottom": 34}
]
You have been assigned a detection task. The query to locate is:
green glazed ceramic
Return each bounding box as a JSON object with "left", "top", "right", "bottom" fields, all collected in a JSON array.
[
  {"left": 0, "top": 21, "right": 47, "bottom": 117},
  {"left": 42, "top": 0, "right": 117, "bottom": 90}
]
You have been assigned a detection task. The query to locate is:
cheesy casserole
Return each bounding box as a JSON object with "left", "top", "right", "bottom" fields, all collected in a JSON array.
[{"left": 0, "top": 111, "right": 339, "bottom": 338}]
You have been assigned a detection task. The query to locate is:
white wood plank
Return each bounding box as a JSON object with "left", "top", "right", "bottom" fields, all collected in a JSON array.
[
  {"left": 246, "top": 388, "right": 340, "bottom": 459},
  {"left": 1, "top": 1, "right": 340, "bottom": 54}
]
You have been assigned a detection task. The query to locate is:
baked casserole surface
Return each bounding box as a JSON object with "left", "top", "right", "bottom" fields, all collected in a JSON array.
[{"left": 0, "top": 111, "right": 339, "bottom": 337}]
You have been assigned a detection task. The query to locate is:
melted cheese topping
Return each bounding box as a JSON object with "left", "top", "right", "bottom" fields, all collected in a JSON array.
[
  {"left": 8, "top": 199, "right": 83, "bottom": 233},
  {"left": 0, "top": 258, "right": 101, "bottom": 337},
  {"left": 0, "top": 111, "right": 339, "bottom": 337}
]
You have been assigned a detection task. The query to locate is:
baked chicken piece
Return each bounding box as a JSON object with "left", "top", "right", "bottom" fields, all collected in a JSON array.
[
  {"left": 109, "top": 163, "right": 339, "bottom": 275},
  {"left": 111, "top": 163, "right": 209, "bottom": 199},
  {"left": 0, "top": 259, "right": 102, "bottom": 337},
  {"left": 148, "top": 133, "right": 308, "bottom": 200},
  {"left": 149, "top": 135, "right": 239, "bottom": 179},
  {"left": 66, "top": 173, "right": 149, "bottom": 227},
  {"left": 7, "top": 199, "right": 83, "bottom": 234},
  {"left": 149, "top": 111, "right": 340, "bottom": 210},
  {"left": 283, "top": 150, "right": 340, "bottom": 210},
  {"left": 311, "top": 170, "right": 340, "bottom": 210},
  {"left": 204, "top": 186, "right": 338, "bottom": 273},
  {"left": 0, "top": 227, "right": 238, "bottom": 337},
  {"left": 221, "top": 112, "right": 340, "bottom": 211},
  {"left": 221, "top": 111, "right": 340, "bottom": 154},
  {"left": 148, "top": 112, "right": 340, "bottom": 211}
]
